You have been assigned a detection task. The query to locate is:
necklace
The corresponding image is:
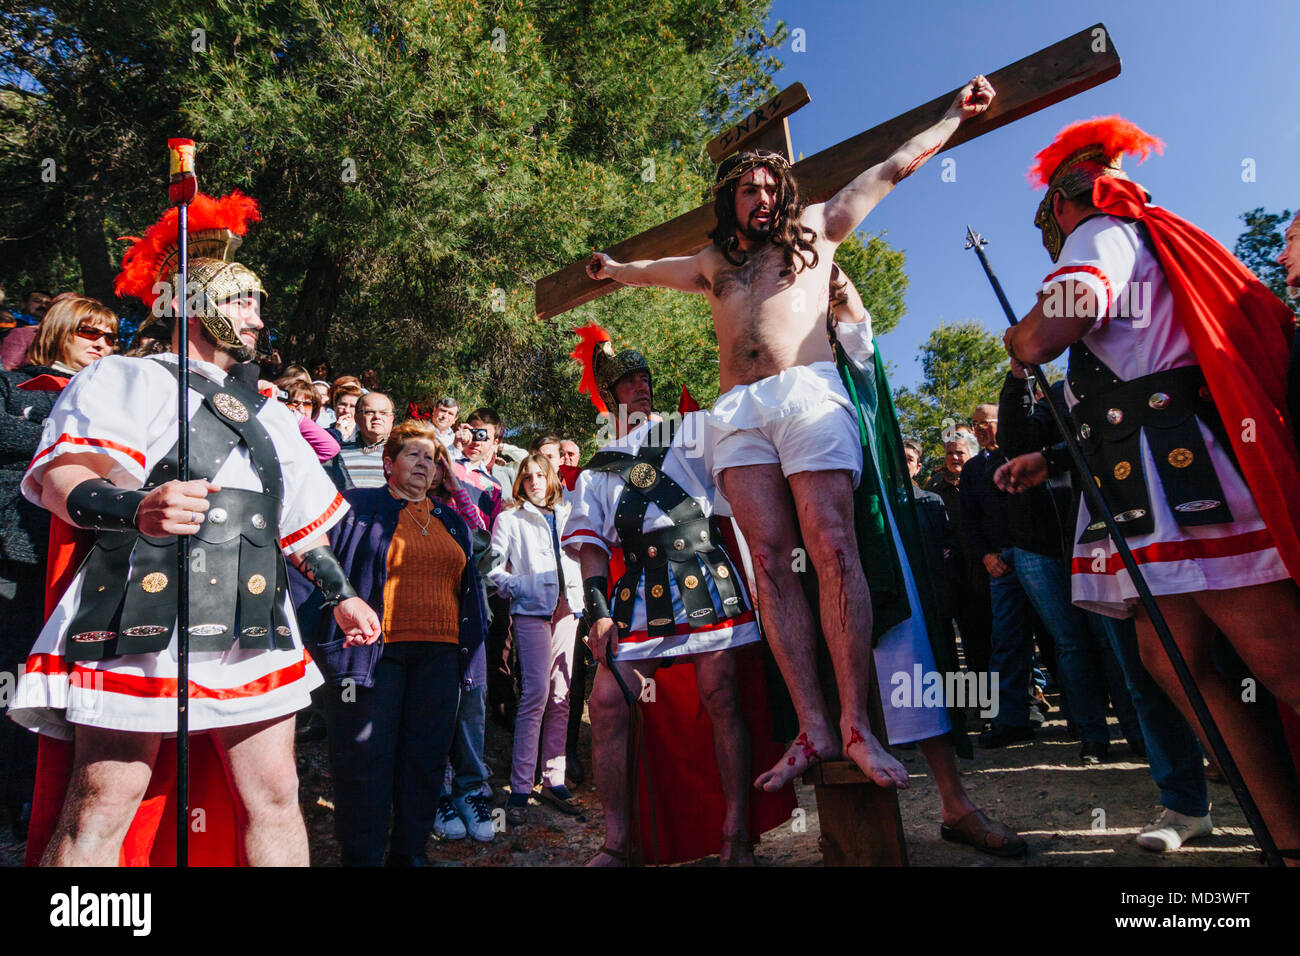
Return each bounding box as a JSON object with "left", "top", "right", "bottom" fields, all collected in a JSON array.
[{"left": 406, "top": 498, "right": 432, "bottom": 536}]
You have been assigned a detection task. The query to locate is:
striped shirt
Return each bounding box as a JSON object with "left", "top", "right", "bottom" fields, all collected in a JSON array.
[{"left": 339, "top": 439, "right": 387, "bottom": 488}]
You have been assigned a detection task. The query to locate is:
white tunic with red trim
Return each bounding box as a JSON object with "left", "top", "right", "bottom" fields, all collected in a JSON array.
[
  {"left": 1047, "top": 215, "right": 1288, "bottom": 618},
  {"left": 562, "top": 411, "right": 759, "bottom": 662},
  {"left": 7, "top": 353, "right": 346, "bottom": 739}
]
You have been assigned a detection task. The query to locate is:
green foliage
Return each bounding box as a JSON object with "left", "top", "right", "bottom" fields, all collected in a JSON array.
[
  {"left": 893, "top": 320, "right": 1008, "bottom": 465},
  {"left": 834, "top": 229, "right": 907, "bottom": 336},
  {"left": 1234, "top": 207, "right": 1294, "bottom": 304},
  {"left": 4, "top": 1, "right": 913, "bottom": 455},
  {"left": 3, "top": 0, "right": 790, "bottom": 446}
]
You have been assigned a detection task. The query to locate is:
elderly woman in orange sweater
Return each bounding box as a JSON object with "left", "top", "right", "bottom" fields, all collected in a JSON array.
[{"left": 311, "top": 420, "right": 488, "bottom": 866}]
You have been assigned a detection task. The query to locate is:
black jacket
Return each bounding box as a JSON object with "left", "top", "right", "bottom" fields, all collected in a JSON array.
[
  {"left": 959, "top": 445, "right": 1012, "bottom": 559},
  {"left": 912, "top": 483, "right": 956, "bottom": 615},
  {"left": 0, "top": 364, "right": 61, "bottom": 566},
  {"left": 997, "top": 372, "right": 1075, "bottom": 560}
]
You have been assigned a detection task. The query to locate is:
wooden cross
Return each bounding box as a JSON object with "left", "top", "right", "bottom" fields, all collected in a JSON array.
[
  {"left": 535, "top": 23, "right": 1121, "bottom": 320},
  {"left": 539, "top": 23, "right": 1122, "bottom": 865}
]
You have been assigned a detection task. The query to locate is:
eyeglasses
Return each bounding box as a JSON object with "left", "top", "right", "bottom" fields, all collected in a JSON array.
[
  {"left": 73, "top": 324, "right": 117, "bottom": 346},
  {"left": 284, "top": 399, "right": 311, "bottom": 409},
  {"left": 973, "top": 419, "right": 997, "bottom": 427},
  {"left": 360, "top": 409, "right": 394, "bottom": 418}
]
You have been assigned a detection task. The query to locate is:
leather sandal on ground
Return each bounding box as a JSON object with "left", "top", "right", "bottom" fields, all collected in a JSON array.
[
  {"left": 940, "top": 809, "right": 1028, "bottom": 859},
  {"left": 720, "top": 833, "right": 756, "bottom": 867}
]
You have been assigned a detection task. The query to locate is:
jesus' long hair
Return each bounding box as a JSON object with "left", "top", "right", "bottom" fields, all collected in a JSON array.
[{"left": 708, "top": 150, "right": 820, "bottom": 275}]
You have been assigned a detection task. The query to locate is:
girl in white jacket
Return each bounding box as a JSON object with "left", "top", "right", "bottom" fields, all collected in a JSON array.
[{"left": 488, "top": 454, "right": 584, "bottom": 824}]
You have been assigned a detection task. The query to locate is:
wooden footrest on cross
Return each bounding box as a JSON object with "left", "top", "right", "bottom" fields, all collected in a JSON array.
[{"left": 804, "top": 761, "right": 909, "bottom": 867}]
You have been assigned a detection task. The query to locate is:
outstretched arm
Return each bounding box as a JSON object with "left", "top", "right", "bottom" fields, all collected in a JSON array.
[
  {"left": 822, "top": 75, "right": 994, "bottom": 243},
  {"left": 586, "top": 251, "right": 707, "bottom": 294}
]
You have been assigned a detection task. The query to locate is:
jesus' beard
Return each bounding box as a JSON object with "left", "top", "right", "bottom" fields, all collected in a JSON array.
[{"left": 738, "top": 217, "right": 774, "bottom": 244}]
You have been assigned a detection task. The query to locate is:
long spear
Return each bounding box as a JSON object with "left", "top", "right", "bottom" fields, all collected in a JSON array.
[
  {"left": 168, "top": 138, "right": 197, "bottom": 868},
  {"left": 964, "top": 226, "right": 1282, "bottom": 867}
]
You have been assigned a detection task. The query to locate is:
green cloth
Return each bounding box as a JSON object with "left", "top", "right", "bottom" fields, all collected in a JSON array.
[{"left": 836, "top": 342, "right": 972, "bottom": 759}]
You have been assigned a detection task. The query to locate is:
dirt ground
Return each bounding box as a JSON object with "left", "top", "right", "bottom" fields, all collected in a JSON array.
[{"left": 0, "top": 685, "right": 1260, "bottom": 868}]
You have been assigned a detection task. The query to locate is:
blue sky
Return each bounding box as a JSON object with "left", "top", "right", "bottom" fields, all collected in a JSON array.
[{"left": 763, "top": 0, "right": 1299, "bottom": 391}]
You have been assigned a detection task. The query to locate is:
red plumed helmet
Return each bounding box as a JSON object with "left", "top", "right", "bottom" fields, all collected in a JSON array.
[
  {"left": 1029, "top": 116, "right": 1164, "bottom": 188},
  {"left": 114, "top": 191, "right": 262, "bottom": 307}
]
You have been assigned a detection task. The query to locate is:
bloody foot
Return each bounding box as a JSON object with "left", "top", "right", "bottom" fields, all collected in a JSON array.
[
  {"left": 754, "top": 730, "right": 836, "bottom": 792},
  {"left": 843, "top": 725, "right": 909, "bottom": 789}
]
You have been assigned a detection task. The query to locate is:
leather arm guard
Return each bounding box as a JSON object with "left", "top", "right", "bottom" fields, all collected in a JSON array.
[
  {"left": 1042, "top": 442, "right": 1072, "bottom": 479},
  {"left": 297, "top": 545, "right": 359, "bottom": 607},
  {"left": 583, "top": 575, "right": 611, "bottom": 628},
  {"left": 66, "top": 478, "right": 147, "bottom": 532}
]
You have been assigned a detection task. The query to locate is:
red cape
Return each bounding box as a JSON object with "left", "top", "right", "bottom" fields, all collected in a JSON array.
[{"left": 1092, "top": 176, "right": 1300, "bottom": 774}]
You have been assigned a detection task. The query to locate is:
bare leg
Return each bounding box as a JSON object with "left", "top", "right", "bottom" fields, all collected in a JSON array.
[
  {"left": 721, "top": 464, "right": 840, "bottom": 790},
  {"left": 693, "top": 649, "right": 753, "bottom": 863},
  {"left": 1136, "top": 590, "right": 1300, "bottom": 863},
  {"left": 211, "top": 715, "right": 309, "bottom": 866},
  {"left": 1195, "top": 580, "right": 1300, "bottom": 712},
  {"left": 787, "top": 469, "right": 908, "bottom": 789},
  {"left": 42, "top": 725, "right": 161, "bottom": 866},
  {"left": 587, "top": 657, "right": 659, "bottom": 865},
  {"left": 916, "top": 736, "right": 977, "bottom": 825}
]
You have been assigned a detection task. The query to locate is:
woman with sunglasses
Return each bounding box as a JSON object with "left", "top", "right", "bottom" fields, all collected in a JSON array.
[
  {"left": 0, "top": 293, "right": 118, "bottom": 839},
  {"left": 275, "top": 375, "right": 352, "bottom": 492}
]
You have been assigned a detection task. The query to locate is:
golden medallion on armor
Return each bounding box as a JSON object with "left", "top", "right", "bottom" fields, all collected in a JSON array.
[
  {"left": 247, "top": 574, "right": 267, "bottom": 595},
  {"left": 684, "top": 575, "right": 699, "bottom": 590},
  {"left": 619, "top": 587, "right": 632, "bottom": 601},
  {"left": 1113, "top": 461, "right": 1132, "bottom": 480},
  {"left": 141, "top": 572, "right": 169, "bottom": 593},
  {"left": 629, "top": 462, "right": 658, "bottom": 489},
  {"left": 715, "top": 565, "right": 729, "bottom": 579},
  {"left": 1168, "top": 448, "right": 1194, "bottom": 469},
  {"left": 650, "top": 584, "right": 665, "bottom": 598},
  {"left": 213, "top": 392, "right": 250, "bottom": 422}
]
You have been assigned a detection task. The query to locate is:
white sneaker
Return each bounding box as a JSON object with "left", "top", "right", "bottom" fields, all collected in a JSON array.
[
  {"left": 434, "top": 795, "right": 467, "bottom": 840},
  {"left": 1136, "top": 807, "right": 1212, "bottom": 851},
  {"left": 454, "top": 792, "right": 496, "bottom": 843}
]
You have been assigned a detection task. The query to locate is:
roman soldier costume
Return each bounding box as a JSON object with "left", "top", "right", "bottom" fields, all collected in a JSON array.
[
  {"left": 1024, "top": 117, "right": 1300, "bottom": 617},
  {"left": 10, "top": 193, "right": 355, "bottom": 864},
  {"left": 561, "top": 324, "right": 791, "bottom": 864}
]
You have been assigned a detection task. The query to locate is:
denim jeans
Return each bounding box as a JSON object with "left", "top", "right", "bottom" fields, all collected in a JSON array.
[
  {"left": 444, "top": 683, "right": 490, "bottom": 798},
  {"left": 1093, "top": 615, "right": 1209, "bottom": 816},
  {"left": 987, "top": 549, "right": 1035, "bottom": 730},
  {"left": 1013, "top": 547, "right": 1110, "bottom": 744}
]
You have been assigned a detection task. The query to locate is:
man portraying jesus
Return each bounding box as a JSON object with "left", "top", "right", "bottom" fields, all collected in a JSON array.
[{"left": 587, "top": 75, "right": 995, "bottom": 790}]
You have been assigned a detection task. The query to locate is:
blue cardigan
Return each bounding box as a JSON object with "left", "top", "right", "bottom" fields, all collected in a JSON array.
[{"left": 299, "top": 486, "right": 489, "bottom": 690}]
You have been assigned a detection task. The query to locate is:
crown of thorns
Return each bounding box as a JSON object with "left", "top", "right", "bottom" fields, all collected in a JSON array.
[{"left": 712, "top": 149, "right": 793, "bottom": 195}]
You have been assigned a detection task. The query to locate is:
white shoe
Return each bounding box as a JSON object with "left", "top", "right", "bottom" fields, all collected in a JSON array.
[
  {"left": 434, "top": 796, "right": 467, "bottom": 840},
  {"left": 1136, "top": 807, "right": 1212, "bottom": 851},
  {"left": 454, "top": 792, "right": 496, "bottom": 843}
]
